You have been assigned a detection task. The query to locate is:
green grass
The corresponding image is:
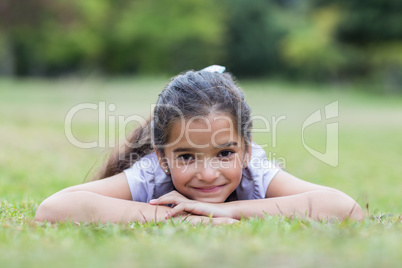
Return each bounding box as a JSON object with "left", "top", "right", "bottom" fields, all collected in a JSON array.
[{"left": 1, "top": 77, "right": 401, "bottom": 267}]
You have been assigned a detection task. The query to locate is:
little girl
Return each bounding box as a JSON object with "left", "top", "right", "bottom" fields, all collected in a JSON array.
[{"left": 35, "top": 66, "right": 364, "bottom": 225}]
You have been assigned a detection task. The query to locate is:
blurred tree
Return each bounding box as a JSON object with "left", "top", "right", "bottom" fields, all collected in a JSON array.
[
  {"left": 222, "top": 0, "right": 286, "bottom": 77},
  {"left": 279, "top": 0, "right": 402, "bottom": 86},
  {"left": 336, "top": 0, "right": 402, "bottom": 44},
  {"left": 39, "top": 0, "right": 109, "bottom": 75},
  {"left": 280, "top": 3, "right": 348, "bottom": 80},
  {"left": 0, "top": 0, "right": 101, "bottom": 76},
  {"left": 0, "top": 0, "right": 224, "bottom": 76},
  {"left": 0, "top": 0, "right": 400, "bottom": 89},
  {"left": 335, "top": 0, "right": 402, "bottom": 89},
  {"left": 102, "top": 0, "right": 224, "bottom": 74},
  {"left": 0, "top": 0, "right": 58, "bottom": 76}
]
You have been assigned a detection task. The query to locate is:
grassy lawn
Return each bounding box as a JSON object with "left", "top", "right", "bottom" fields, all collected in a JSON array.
[{"left": 1, "top": 76, "right": 401, "bottom": 267}]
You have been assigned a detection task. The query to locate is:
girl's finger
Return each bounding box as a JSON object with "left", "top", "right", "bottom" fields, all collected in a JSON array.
[
  {"left": 166, "top": 203, "right": 185, "bottom": 218},
  {"left": 149, "top": 191, "right": 189, "bottom": 205},
  {"left": 149, "top": 196, "right": 180, "bottom": 205},
  {"left": 166, "top": 203, "right": 189, "bottom": 218},
  {"left": 167, "top": 203, "right": 206, "bottom": 218},
  {"left": 149, "top": 198, "right": 164, "bottom": 205}
]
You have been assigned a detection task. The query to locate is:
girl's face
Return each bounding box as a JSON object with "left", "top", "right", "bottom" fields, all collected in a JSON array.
[{"left": 156, "top": 113, "right": 250, "bottom": 203}]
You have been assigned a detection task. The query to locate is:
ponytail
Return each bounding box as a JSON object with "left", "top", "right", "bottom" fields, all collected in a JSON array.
[{"left": 91, "top": 118, "right": 153, "bottom": 180}]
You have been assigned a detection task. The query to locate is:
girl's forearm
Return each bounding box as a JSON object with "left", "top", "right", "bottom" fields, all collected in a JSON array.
[
  {"left": 35, "top": 191, "right": 171, "bottom": 224},
  {"left": 225, "top": 190, "right": 364, "bottom": 221}
]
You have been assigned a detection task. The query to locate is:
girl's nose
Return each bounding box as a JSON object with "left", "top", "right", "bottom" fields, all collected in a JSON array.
[{"left": 197, "top": 159, "right": 220, "bottom": 182}]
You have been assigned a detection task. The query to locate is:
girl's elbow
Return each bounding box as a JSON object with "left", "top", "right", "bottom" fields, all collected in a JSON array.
[
  {"left": 343, "top": 201, "right": 365, "bottom": 221},
  {"left": 35, "top": 196, "right": 69, "bottom": 223},
  {"left": 35, "top": 200, "right": 56, "bottom": 223},
  {"left": 314, "top": 191, "right": 364, "bottom": 221},
  {"left": 333, "top": 193, "right": 365, "bottom": 221},
  {"left": 35, "top": 190, "right": 87, "bottom": 223}
]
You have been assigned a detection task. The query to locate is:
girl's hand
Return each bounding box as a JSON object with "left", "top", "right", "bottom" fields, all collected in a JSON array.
[
  {"left": 149, "top": 190, "right": 233, "bottom": 219},
  {"left": 149, "top": 190, "right": 190, "bottom": 206}
]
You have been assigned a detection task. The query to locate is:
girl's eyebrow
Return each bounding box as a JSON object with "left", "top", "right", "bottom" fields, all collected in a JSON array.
[
  {"left": 173, "top": 147, "right": 193, "bottom": 153},
  {"left": 216, "top": 141, "right": 238, "bottom": 148},
  {"left": 172, "top": 142, "right": 238, "bottom": 153}
]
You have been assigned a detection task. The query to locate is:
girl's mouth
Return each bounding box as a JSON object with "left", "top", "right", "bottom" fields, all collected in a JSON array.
[{"left": 192, "top": 184, "right": 225, "bottom": 193}]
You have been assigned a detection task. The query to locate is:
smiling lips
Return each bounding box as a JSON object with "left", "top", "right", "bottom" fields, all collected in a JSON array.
[{"left": 191, "top": 184, "right": 226, "bottom": 193}]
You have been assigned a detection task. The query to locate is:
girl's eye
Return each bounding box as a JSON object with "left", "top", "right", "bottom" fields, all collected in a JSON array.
[
  {"left": 218, "top": 150, "right": 233, "bottom": 158},
  {"left": 177, "top": 154, "right": 195, "bottom": 161}
]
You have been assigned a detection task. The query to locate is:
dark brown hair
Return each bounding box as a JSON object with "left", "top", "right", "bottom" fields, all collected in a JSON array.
[{"left": 92, "top": 70, "right": 252, "bottom": 180}]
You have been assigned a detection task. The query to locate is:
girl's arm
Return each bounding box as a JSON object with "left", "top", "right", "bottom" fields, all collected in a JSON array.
[
  {"left": 35, "top": 173, "right": 171, "bottom": 223},
  {"left": 35, "top": 173, "right": 237, "bottom": 225},
  {"left": 154, "top": 171, "right": 365, "bottom": 221},
  {"left": 226, "top": 190, "right": 363, "bottom": 221}
]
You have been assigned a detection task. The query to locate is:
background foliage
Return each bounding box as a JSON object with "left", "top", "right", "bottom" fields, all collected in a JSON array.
[{"left": 0, "top": 0, "right": 401, "bottom": 89}]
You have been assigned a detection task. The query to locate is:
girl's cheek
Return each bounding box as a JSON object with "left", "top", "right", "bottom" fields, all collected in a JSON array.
[{"left": 174, "top": 164, "right": 195, "bottom": 174}]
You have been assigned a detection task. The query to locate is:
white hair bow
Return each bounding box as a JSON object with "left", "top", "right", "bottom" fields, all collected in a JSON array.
[{"left": 200, "top": 65, "right": 226, "bottom": 74}]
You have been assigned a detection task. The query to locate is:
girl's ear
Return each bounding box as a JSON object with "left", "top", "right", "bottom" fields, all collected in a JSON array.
[{"left": 154, "top": 146, "right": 170, "bottom": 174}]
